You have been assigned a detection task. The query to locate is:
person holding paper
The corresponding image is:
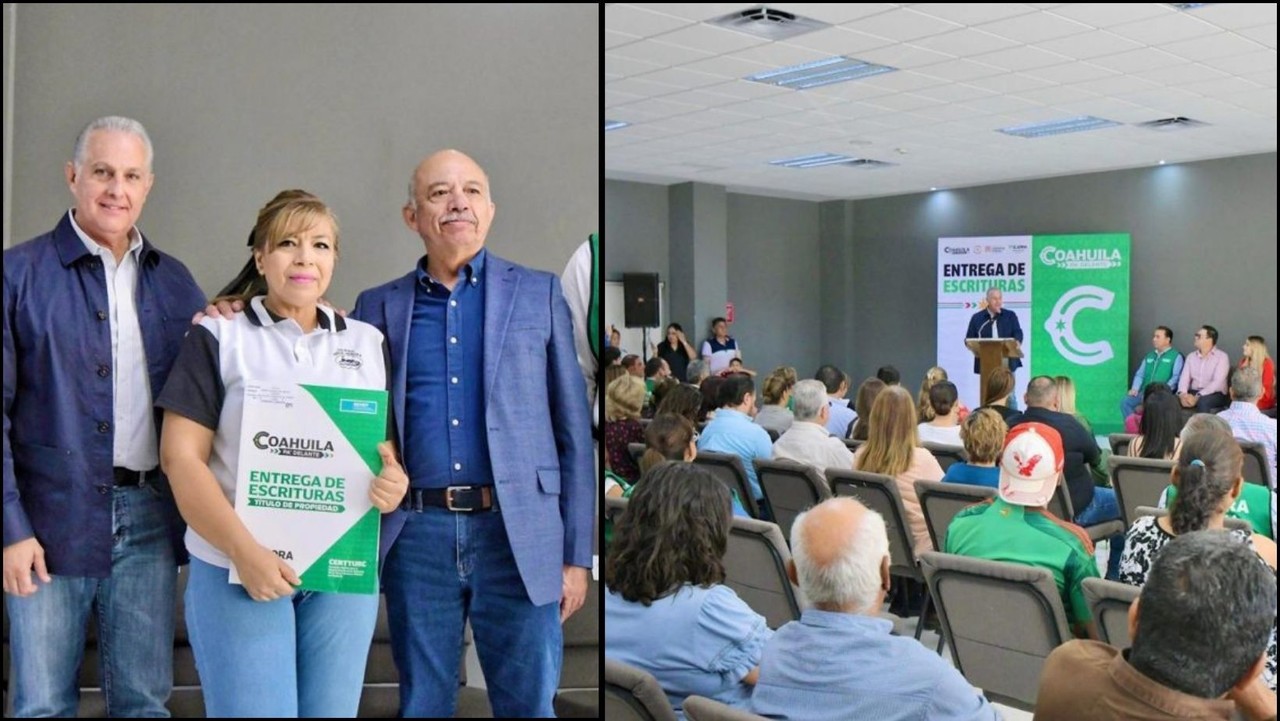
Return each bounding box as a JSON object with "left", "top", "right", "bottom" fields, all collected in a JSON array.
[
  {"left": 157, "top": 190, "right": 408, "bottom": 717},
  {"left": 3, "top": 116, "right": 206, "bottom": 717}
]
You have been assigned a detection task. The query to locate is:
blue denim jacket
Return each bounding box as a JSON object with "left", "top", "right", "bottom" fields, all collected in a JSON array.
[{"left": 3, "top": 213, "right": 206, "bottom": 576}]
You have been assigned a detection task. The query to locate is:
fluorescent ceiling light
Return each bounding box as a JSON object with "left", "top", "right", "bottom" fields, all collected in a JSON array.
[
  {"left": 998, "top": 116, "right": 1120, "bottom": 139},
  {"left": 747, "top": 57, "right": 897, "bottom": 90},
  {"left": 605, "top": 119, "right": 630, "bottom": 131},
  {"left": 769, "top": 153, "right": 893, "bottom": 169}
]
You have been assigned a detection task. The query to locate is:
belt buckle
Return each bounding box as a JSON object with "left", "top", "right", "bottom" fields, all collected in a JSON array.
[{"left": 445, "top": 486, "right": 474, "bottom": 512}]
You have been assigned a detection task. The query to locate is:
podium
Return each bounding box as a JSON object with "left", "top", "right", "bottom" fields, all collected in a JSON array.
[{"left": 966, "top": 338, "right": 1023, "bottom": 404}]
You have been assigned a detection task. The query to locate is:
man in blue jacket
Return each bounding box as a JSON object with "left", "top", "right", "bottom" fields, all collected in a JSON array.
[
  {"left": 351, "top": 149, "right": 593, "bottom": 717},
  {"left": 966, "top": 288, "right": 1023, "bottom": 408},
  {"left": 3, "top": 116, "right": 205, "bottom": 717}
]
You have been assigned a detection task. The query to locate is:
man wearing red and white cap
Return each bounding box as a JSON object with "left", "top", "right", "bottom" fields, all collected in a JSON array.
[{"left": 945, "top": 422, "right": 1101, "bottom": 638}]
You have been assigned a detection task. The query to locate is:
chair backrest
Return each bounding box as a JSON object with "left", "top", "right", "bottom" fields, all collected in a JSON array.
[
  {"left": 1082, "top": 577, "right": 1139, "bottom": 650},
  {"left": 764, "top": 427, "right": 781, "bottom": 443},
  {"left": 683, "top": 695, "right": 770, "bottom": 721},
  {"left": 826, "top": 468, "right": 920, "bottom": 579},
  {"left": 604, "top": 659, "right": 678, "bottom": 721},
  {"left": 841, "top": 438, "right": 865, "bottom": 453},
  {"left": 1239, "top": 440, "right": 1269, "bottom": 487},
  {"left": 1133, "top": 506, "right": 1252, "bottom": 533},
  {"left": 694, "top": 452, "right": 761, "bottom": 519},
  {"left": 1109, "top": 455, "right": 1176, "bottom": 528},
  {"left": 628, "top": 442, "right": 647, "bottom": 469},
  {"left": 922, "top": 442, "right": 968, "bottom": 473},
  {"left": 919, "top": 551, "right": 1073, "bottom": 710},
  {"left": 1046, "top": 473, "right": 1075, "bottom": 522},
  {"left": 753, "top": 458, "right": 832, "bottom": 544},
  {"left": 914, "top": 480, "right": 996, "bottom": 551},
  {"left": 1108, "top": 433, "right": 1136, "bottom": 456},
  {"left": 724, "top": 516, "right": 803, "bottom": 629}
]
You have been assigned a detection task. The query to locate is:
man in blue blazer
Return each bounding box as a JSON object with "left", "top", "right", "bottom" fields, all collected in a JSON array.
[
  {"left": 351, "top": 149, "right": 593, "bottom": 718},
  {"left": 965, "top": 288, "right": 1024, "bottom": 406}
]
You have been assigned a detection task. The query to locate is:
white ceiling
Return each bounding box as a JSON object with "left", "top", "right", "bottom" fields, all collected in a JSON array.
[{"left": 605, "top": 3, "right": 1278, "bottom": 201}]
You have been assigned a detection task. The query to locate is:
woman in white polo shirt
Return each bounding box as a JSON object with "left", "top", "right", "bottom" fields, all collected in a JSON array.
[{"left": 157, "top": 191, "right": 407, "bottom": 717}]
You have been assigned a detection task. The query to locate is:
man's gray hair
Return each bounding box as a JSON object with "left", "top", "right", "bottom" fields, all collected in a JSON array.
[
  {"left": 790, "top": 503, "right": 888, "bottom": 612},
  {"left": 73, "top": 116, "right": 153, "bottom": 171},
  {"left": 1180, "top": 412, "right": 1231, "bottom": 441},
  {"left": 791, "top": 380, "right": 828, "bottom": 423},
  {"left": 1129, "top": 530, "right": 1276, "bottom": 699},
  {"left": 686, "top": 359, "right": 710, "bottom": 385},
  {"left": 1230, "top": 366, "right": 1263, "bottom": 403},
  {"left": 1024, "top": 375, "right": 1058, "bottom": 408}
]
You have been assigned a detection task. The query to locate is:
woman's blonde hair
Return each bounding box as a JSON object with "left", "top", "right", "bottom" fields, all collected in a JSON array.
[
  {"left": 1054, "top": 376, "right": 1078, "bottom": 416},
  {"left": 858, "top": 386, "right": 918, "bottom": 478},
  {"left": 606, "top": 375, "right": 646, "bottom": 422},
  {"left": 959, "top": 408, "right": 1006, "bottom": 464},
  {"left": 761, "top": 366, "right": 798, "bottom": 405},
  {"left": 983, "top": 367, "right": 1014, "bottom": 407},
  {"left": 1243, "top": 336, "right": 1271, "bottom": 369},
  {"left": 917, "top": 366, "right": 949, "bottom": 422}
]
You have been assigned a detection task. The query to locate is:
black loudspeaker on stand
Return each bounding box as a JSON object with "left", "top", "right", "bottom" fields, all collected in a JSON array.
[{"left": 623, "top": 273, "right": 660, "bottom": 362}]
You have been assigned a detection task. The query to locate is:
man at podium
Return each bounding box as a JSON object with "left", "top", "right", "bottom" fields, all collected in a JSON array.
[{"left": 965, "top": 289, "right": 1023, "bottom": 398}]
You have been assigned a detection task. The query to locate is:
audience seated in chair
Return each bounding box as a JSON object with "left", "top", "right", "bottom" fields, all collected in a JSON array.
[
  {"left": 941, "top": 409, "right": 1007, "bottom": 489},
  {"left": 976, "top": 367, "right": 1019, "bottom": 424},
  {"left": 1035, "top": 530, "right": 1277, "bottom": 721},
  {"left": 697, "top": 375, "right": 773, "bottom": 514},
  {"left": 1119, "top": 426, "right": 1277, "bottom": 691},
  {"left": 814, "top": 364, "right": 856, "bottom": 440},
  {"left": 605, "top": 463, "right": 771, "bottom": 720},
  {"left": 641, "top": 414, "right": 748, "bottom": 519},
  {"left": 753, "top": 366, "right": 797, "bottom": 437},
  {"left": 606, "top": 375, "right": 649, "bottom": 484},
  {"left": 849, "top": 377, "right": 886, "bottom": 442},
  {"left": 1129, "top": 387, "right": 1184, "bottom": 460},
  {"left": 748, "top": 497, "right": 998, "bottom": 721},
  {"left": 918, "top": 380, "right": 964, "bottom": 447},
  {"left": 1157, "top": 414, "right": 1276, "bottom": 540},
  {"left": 1217, "top": 366, "right": 1277, "bottom": 489},
  {"left": 771, "top": 380, "right": 855, "bottom": 473},
  {"left": 945, "top": 422, "right": 1101, "bottom": 639}
]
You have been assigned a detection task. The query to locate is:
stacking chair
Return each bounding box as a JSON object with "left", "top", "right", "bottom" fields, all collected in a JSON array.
[
  {"left": 554, "top": 579, "right": 601, "bottom": 718},
  {"left": 1239, "top": 441, "right": 1270, "bottom": 487},
  {"left": 604, "top": 659, "right": 678, "bottom": 721},
  {"left": 841, "top": 438, "right": 865, "bottom": 453},
  {"left": 724, "top": 516, "right": 803, "bottom": 629},
  {"left": 919, "top": 551, "right": 1074, "bottom": 711},
  {"left": 914, "top": 480, "right": 996, "bottom": 551},
  {"left": 1082, "top": 577, "right": 1139, "bottom": 650},
  {"left": 922, "top": 442, "right": 967, "bottom": 473},
  {"left": 627, "top": 442, "right": 646, "bottom": 470},
  {"left": 753, "top": 458, "right": 831, "bottom": 544},
  {"left": 1108, "top": 455, "right": 1176, "bottom": 528},
  {"left": 1047, "top": 474, "right": 1125, "bottom": 544},
  {"left": 764, "top": 428, "right": 781, "bottom": 443},
  {"left": 1108, "top": 433, "right": 1136, "bottom": 457},
  {"left": 683, "top": 695, "right": 770, "bottom": 721},
  {"left": 694, "top": 452, "right": 762, "bottom": 519},
  {"left": 827, "top": 469, "right": 936, "bottom": 647}
]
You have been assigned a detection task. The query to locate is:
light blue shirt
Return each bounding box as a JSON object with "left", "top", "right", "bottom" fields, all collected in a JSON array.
[
  {"left": 825, "top": 398, "right": 856, "bottom": 439},
  {"left": 606, "top": 585, "right": 772, "bottom": 720},
  {"left": 750, "top": 609, "right": 1000, "bottom": 721},
  {"left": 699, "top": 408, "right": 773, "bottom": 499}
]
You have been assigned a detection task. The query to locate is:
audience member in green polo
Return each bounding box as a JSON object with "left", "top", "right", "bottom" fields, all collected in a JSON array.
[
  {"left": 944, "top": 422, "right": 1101, "bottom": 637},
  {"left": 1164, "top": 482, "right": 1274, "bottom": 539}
]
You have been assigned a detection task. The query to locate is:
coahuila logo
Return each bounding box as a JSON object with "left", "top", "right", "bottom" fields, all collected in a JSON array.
[
  {"left": 1044, "top": 286, "right": 1114, "bottom": 366},
  {"left": 1038, "top": 245, "right": 1122, "bottom": 270},
  {"left": 252, "top": 431, "right": 335, "bottom": 459}
]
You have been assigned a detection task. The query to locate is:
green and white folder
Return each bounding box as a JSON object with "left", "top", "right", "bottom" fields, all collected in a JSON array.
[{"left": 231, "top": 382, "right": 387, "bottom": 594}]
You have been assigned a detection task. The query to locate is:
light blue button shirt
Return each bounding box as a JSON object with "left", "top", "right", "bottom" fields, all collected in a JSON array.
[
  {"left": 750, "top": 609, "right": 1000, "bottom": 721},
  {"left": 698, "top": 408, "right": 773, "bottom": 499}
]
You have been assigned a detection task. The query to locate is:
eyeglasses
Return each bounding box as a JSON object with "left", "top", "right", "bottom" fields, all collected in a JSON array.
[{"left": 691, "top": 431, "right": 700, "bottom": 443}]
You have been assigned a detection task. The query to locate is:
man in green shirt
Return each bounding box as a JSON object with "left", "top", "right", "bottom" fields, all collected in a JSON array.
[
  {"left": 946, "top": 422, "right": 1101, "bottom": 637},
  {"left": 1121, "top": 326, "right": 1184, "bottom": 421}
]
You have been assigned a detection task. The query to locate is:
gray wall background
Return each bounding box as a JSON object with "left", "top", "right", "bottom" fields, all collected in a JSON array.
[
  {"left": 606, "top": 152, "right": 1278, "bottom": 400},
  {"left": 3, "top": 3, "right": 599, "bottom": 307}
]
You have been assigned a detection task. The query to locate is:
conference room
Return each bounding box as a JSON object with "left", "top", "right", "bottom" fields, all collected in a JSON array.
[{"left": 604, "top": 3, "right": 1276, "bottom": 720}]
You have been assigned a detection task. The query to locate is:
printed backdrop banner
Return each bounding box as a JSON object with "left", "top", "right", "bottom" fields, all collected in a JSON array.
[{"left": 938, "top": 234, "right": 1130, "bottom": 435}]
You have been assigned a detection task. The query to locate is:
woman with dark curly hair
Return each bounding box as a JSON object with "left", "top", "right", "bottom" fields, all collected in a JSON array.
[{"left": 605, "top": 463, "right": 771, "bottom": 718}]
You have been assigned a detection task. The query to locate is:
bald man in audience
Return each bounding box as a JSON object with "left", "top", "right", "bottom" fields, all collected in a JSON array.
[
  {"left": 749, "top": 497, "right": 998, "bottom": 721},
  {"left": 1035, "top": 530, "right": 1277, "bottom": 721}
]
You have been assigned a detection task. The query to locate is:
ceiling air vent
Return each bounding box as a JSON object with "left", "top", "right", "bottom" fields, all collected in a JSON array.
[
  {"left": 709, "top": 6, "right": 830, "bottom": 41},
  {"left": 1136, "top": 116, "right": 1210, "bottom": 131}
]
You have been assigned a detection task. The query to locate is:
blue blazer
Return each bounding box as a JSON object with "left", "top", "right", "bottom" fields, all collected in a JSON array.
[
  {"left": 352, "top": 252, "right": 594, "bottom": 606},
  {"left": 964, "top": 308, "right": 1023, "bottom": 373}
]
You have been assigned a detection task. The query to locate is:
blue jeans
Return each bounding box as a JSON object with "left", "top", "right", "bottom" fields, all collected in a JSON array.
[
  {"left": 1120, "top": 392, "right": 1142, "bottom": 422},
  {"left": 384, "top": 506, "right": 562, "bottom": 717},
  {"left": 184, "top": 556, "right": 377, "bottom": 717},
  {"left": 6, "top": 485, "right": 176, "bottom": 718},
  {"left": 1074, "top": 486, "right": 1124, "bottom": 580}
]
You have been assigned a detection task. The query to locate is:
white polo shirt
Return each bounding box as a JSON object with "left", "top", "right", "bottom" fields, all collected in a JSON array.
[{"left": 157, "top": 296, "right": 388, "bottom": 569}]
